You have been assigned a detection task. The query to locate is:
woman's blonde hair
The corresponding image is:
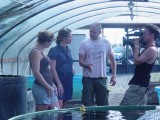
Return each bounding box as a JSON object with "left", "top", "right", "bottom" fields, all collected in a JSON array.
[{"left": 37, "top": 30, "right": 54, "bottom": 44}]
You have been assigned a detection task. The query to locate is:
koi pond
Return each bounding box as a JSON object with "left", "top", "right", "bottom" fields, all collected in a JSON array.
[{"left": 8, "top": 105, "right": 160, "bottom": 120}]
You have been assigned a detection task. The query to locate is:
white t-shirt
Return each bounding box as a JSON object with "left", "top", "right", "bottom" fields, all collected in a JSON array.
[{"left": 79, "top": 37, "right": 112, "bottom": 78}]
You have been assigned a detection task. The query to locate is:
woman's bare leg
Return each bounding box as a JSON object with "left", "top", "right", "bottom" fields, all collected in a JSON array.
[
  {"left": 63, "top": 100, "right": 68, "bottom": 108},
  {"left": 58, "top": 100, "right": 63, "bottom": 108},
  {"left": 59, "top": 100, "right": 68, "bottom": 108},
  {"left": 36, "top": 104, "right": 49, "bottom": 111},
  {"left": 49, "top": 101, "right": 60, "bottom": 109}
]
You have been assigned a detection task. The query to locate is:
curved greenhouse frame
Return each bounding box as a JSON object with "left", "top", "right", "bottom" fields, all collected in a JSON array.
[{"left": 0, "top": 0, "right": 160, "bottom": 75}]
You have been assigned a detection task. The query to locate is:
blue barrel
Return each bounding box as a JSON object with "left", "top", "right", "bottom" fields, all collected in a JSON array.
[
  {"left": 155, "top": 86, "right": 160, "bottom": 105},
  {"left": 0, "top": 75, "right": 27, "bottom": 120}
]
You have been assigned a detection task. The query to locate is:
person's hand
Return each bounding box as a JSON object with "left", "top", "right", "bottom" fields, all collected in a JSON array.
[
  {"left": 52, "top": 84, "right": 58, "bottom": 96},
  {"left": 110, "top": 76, "right": 116, "bottom": 86},
  {"left": 86, "top": 64, "right": 93, "bottom": 72},
  {"left": 46, "top": 86, "right": 54, "bottom": 97},
  {"left": 57, "top": 85, "right": 64, "bottom": 97},
  {"left": 133, "top": 38, "right": 140, "bottom": 47}
]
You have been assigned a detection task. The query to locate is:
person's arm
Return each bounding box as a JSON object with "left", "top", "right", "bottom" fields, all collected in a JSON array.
[
  {"left": 108, "top": 51, "right": 117, "bottom": 86},
  {"left": 50, "top": 60, "right": 64, "bottom": 97},
  {"left": 29, "top": 50, "right": 53, "bottom": 96},
  {"left": 133, "top": 39, "right": 156, "bottom": 65},
  {"left": 134, "top": 47, "right": 156, "bottom": 65},
  {"left": 133, "top": 38, "right": 142, "bottom": 65},
  {"left": 79, "top": 54, "right": 92, "bottom": 71}
]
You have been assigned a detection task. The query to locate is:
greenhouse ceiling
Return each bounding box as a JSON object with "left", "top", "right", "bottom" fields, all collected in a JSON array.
[{"left": 0, "top": 0, "right": 160, "bottom": 62}]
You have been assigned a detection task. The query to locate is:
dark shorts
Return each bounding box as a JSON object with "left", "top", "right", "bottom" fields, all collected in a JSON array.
[{"left": 81, "top": 76, "right": 109, "bottom": 106}]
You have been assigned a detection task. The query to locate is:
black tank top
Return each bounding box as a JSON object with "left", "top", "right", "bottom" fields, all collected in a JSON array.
[
  {"left": 129, "top": 46, "right": 156, "bottom": 87},
  {"left": 29, "top": 48, "right": 53, "bottom": 86}
]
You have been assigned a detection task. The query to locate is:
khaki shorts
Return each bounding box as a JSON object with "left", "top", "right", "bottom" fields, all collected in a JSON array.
[{"left": 120, "top": 84, "right": 147, "bottom": 105}]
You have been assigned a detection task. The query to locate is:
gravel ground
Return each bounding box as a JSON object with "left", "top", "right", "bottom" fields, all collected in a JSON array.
[
  {"left": 108, "top": 74, "right": 132, "bottom": 106},
  {"left": 66, "top": 74, "right": 133, "bottom": 107}
]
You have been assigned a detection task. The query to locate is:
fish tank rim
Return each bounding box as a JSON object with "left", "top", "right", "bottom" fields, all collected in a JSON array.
[{"left": 8, "top": 105, "right": 159, "bottom": 120}]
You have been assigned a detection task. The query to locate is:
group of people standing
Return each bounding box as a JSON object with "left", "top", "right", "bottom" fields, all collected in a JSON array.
[
  {"left": 29, "top": 22, "right": 160, "bottom": 111},
  {"left": 29, "top": 28, "right": 74, "bottom": 111}
]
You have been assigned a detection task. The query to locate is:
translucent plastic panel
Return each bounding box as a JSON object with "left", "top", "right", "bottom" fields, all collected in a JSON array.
[
  {"left": 0, "top": 0, "right": 70, "bottom": 37},
  {"left": 1, "top": 0, "right": 160, "bottom": 59},
  {"left": 100, "top": 16, "right": 160, "bottom": 23},
  {"left": 1, "top": 9, "right": 128, "bottom": 56},
  {"left": 0, "top": 0, "right": 160, "bottom": 75}
]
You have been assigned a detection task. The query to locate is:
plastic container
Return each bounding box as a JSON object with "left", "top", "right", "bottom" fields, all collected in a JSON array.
[
  {"left": 25, "top": 75, "right": 34, "bottom": 89},
  {"left": 8, "top": 105, "right": 158, "bottom": 120},
  {"left": 0, "top": 75, "right": 27, "bottom": 120},
  {"left": 155, "top": 86, "right": 160, "bottom": 104}
]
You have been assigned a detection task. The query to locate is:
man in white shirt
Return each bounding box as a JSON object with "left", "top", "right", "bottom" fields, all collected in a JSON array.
[{"left": 79, "top": 22, "right": 117, "bottom": 106}]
